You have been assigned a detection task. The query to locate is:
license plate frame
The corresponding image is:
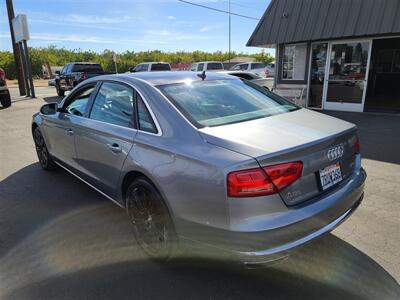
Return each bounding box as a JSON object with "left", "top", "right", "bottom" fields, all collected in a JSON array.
[{"left": 319, "top": 162, "right": 343, "bottom": 191}]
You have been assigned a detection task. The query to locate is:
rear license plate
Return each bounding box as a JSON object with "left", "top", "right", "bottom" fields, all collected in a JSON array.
[{"left": 319, "top": 162, "right": 343, "bottom": 190}]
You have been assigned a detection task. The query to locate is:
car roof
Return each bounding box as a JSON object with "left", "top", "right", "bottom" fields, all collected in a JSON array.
[
  {"left": 107, "top": 71, "right": 238, "bottom": 86},
  {"left": 138, "top": 62, "right": 170, "bottom": 65},
  {"left": 196, "top": 61, "right": 223, "bottom": 64}
]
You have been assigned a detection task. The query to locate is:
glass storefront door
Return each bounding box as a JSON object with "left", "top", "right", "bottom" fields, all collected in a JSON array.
[
  {"left": 324, "top": 41, "right": 371, "bottom": 112},
  {"left": 308, "top": 43, "right": 328, "bottom": 108}
]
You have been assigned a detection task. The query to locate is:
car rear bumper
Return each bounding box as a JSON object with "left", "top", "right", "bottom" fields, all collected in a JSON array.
[{"left": 177, "top": 166, "right": 366, "bottom": 263}]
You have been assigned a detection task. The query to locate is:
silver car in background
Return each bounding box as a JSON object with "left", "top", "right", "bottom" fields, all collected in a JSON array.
[{"left": 32, "top": 72, "right": 366, "bottom": 264}]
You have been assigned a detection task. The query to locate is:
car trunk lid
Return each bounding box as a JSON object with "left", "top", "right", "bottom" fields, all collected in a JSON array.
[{"left": 199, "top": 109, "right": 358, "bottom": 205}]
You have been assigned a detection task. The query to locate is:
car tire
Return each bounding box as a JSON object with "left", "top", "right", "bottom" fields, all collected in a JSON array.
[
  {"left": 126, "top": 177, "right": 179, "bottom": 262},
  {"left": 33, "top": 127, "right": 58, "bottom": 171},
  {"left": 55, "top": 83, "right": 65, "bottom": 97},
  {"left": 0, "top": 92, "right": 11, "bottom": 108}
]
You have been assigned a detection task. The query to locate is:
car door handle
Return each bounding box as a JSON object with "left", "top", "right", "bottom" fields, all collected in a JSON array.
[
  {"left": 66, "top": 129, "right": 74, "bottom": 135},
  {"left": 107, "top": 143, "right": 122, "bottom": 154}
]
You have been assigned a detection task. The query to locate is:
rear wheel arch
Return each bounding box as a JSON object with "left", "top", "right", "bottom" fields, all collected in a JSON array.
[{"left": 121, "top": 171, "right": 172, "bottom": 213}]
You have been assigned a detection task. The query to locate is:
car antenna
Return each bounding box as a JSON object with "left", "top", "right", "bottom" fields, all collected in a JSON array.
[{"left": 197, "top": 70, "right": 206, "bottom": 81}]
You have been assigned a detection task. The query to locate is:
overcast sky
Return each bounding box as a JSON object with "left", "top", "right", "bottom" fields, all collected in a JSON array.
[{"left": 0, "top": 0, "right": 272, "bottom": 54}]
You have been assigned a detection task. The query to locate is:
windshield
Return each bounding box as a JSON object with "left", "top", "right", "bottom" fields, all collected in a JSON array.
[
  {"left": 158, "top": 79, "right": 299, "bottom": 128},
  {"left": 72, "top": 64, "right": 103, "bottom": 72}
]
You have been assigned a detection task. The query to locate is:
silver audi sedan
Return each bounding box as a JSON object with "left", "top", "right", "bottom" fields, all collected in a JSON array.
[{"left": 32, "top": 72, "right": 366, "bottom": 264}]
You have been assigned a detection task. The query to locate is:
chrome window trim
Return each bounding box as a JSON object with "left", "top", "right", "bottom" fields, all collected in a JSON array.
[
  {"left": 134, "top": 77, "right": 199, "bottom": 131},
  {"left": 89, "top": 79, "right": 163, "bottom": 137}
]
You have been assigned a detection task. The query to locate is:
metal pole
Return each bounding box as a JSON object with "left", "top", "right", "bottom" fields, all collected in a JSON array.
[
  {"left": 228, "top": 0, "right": 231, "bottom": 63},
  {"left": 23, "top": 40, "right": 35, "bottom": 98},
  {"left": 20, "top": 42, "right": 30, "bottom": 97},
  {"left": 18, "top": 43, "right": 28, "bottom": 94},
  {"left": 6, "top": 0, "right": 26, "bottom": 96}
]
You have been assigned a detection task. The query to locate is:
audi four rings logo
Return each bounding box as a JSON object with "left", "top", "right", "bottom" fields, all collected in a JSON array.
[{"left": 327, "top": 144, "right": 344, "bottom": 161}]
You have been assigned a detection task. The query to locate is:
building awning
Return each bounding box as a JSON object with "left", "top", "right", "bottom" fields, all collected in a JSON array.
[{"left": 247, "top": 0, "right": 400, "bottom": 47}]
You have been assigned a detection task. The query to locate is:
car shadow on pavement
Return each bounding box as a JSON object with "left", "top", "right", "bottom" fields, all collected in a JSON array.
[
  {"left": 323, "top": 111, "right": 400, "bottom": 164},
  {"left": 0, "top": 163, "right": 399, "bottom": 300}
]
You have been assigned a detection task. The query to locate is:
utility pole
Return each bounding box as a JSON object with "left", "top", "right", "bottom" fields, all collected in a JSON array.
[
  {"left": 6, "top": 0, "right": 26, "bottom": 96},
  {"left": 228, "top": 0, "right": 231, "bottom": 63}
]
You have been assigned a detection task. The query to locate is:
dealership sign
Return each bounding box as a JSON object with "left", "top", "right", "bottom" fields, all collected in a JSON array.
[{"left": 12, "top": 15, "right": 30, "bottom": 43}]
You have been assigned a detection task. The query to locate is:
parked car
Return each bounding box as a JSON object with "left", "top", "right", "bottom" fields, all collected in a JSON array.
[
  {"left": 264, "top": 63, "right": 275, "bottom": 77},
  {"left": 190, "top": 61, "right": 224, "bottom": 72},
  {"left": 0, "top": 68, "right": 11, "bottom": 108},
  {"left": 48, "top": 79, "right": 55, "bottom": 87},
  {"left": 218, "top": 71, "right": 274, "bottom": 90},
  {"left": 32, "top": 72, "right": 366, "bottom": 264},
  {"left": 55, "top": 62, "right": 112, "bottom": 97},
  {"left": 231, "top": 62, "right": 274, "bottom": 78},
  {"left": 130, "top": 62, "right": 171, "bottom": 72}
]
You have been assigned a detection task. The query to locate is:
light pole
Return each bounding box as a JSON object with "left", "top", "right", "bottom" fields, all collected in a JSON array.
[{"left": 228, "top": 0, "right": 231, "bottom": 63}]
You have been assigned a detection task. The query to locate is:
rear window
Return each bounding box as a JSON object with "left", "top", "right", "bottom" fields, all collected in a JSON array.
[
  {"left": 251, "top": 63, "right": 266, "bottom": 69},
  {"left": 158, "top": 80, "right": 299, "bottom": 128},
  {"left": 72, "top": 64, "right": 103, "bottom": 73},
  {"left": 207, "top": 63, "right": 223, "bottom": 70},
  {"left": 151, "top": 63, "right": 171, "bottom": 71}
]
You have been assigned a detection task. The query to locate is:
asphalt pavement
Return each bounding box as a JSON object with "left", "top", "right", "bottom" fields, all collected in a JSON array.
[{"left": 0, "top": 87, "right": 399, "bottom": 299}]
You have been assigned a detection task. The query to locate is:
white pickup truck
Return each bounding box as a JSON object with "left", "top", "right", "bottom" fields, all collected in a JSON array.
[
  {"left": 189, "top": 61, "right": 224, "bottom": 72},
  {"left": 230, "top": 62, "right": 275, "bottom": 78}
]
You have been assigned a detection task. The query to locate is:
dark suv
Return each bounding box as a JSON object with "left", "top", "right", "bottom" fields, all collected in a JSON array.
[{"left": 0, "top": 68, "right": 11, "bottom": 108}]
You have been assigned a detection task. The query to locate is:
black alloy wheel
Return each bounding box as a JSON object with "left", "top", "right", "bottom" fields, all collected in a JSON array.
[
  {"left": 33, "top": 127, "right": 57, "bottom": 170},
  {"left": 126, "top": 178, "right": 178, "bottom": 261}
]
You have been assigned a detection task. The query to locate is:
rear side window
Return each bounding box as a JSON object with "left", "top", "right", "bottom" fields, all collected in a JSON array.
[
  {"left": 251, "top": 63, "right": 266, "bottom": 70},
  {"left": 136, "top": 95, "right": 157, "bottom": 134},
  {"left": 90, "top": 82, "right": 134, "bottom": 128},
  {"left": 151, "top": 63, "right": 171, "bottom": 71},
  {"left": 207, "top": 63, "right": 223, "bottom": 70},
  {"left": 72, "top": 64, "right": 103, "bottom": 72}
]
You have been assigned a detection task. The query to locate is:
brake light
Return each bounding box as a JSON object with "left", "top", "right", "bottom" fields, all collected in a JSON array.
[
  {"left": 81, "top": 72, "right": 88, "bottom": 80},
  {"left": 227, "top": 161, "right": 303, "bottom": 197},
  {"left": 0, "top": 68, "right": 5, "bottom": 80},
  {"left": 353, "top": 136, "right": 361, "bottom": 154},
  {"left": 264, "top": 68, "right": 269, "bottom": 77}
]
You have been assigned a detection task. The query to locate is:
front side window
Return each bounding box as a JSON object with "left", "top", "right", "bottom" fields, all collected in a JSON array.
[
  {"left": 239, "top": 64, "right": 248, "bottom": 70},
  {"left": 90, "top": 82, "right": 134, "bottom": 128},
  {"left": 197, "top": 63, "right": 204, "bottom": 71},
  {"left": 282, "top": 44, "right": 307, "bottom": 80},
  {"left": 158, "top": 80, "right": 298, "bottom": 128},
  {"left": 64, "top": 85, "right": 95, "bottom": 116}
]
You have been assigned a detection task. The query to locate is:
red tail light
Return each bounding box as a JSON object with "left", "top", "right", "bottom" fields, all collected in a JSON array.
[
  {"left": 227, "top": 161, "right": 303, "bottom": 197},
  {"left": 354, "top": 136, "right": 361, "bottom": 154},
  {"left": 0, "top": 68, "right": 5, "bottom": 80},
  {"left": 350, "top": 135, "right": 361, "bottom": 154},
  {"left": 264, "top": 68, "right": 269, "bottom": 77},
  {"left": 81, "top": 72, "right": 88, "bottom": 80}
]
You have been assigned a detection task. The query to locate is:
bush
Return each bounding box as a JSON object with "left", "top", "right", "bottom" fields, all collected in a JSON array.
[{"left": 0, "top": 46, "right": 275, "bottom": 79}]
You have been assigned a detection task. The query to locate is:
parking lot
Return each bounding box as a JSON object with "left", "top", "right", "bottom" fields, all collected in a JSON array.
[{"left": 0, "top": 87, "right": 399, "bottom": 299}]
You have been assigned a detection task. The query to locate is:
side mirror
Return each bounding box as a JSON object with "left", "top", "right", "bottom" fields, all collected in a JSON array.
[
  {"left": 129, "top": 67, "right": 136, "bottom": 73},
  {"left": 55, "top": 70, "right": 60, "bottom": 75},
  {"left": 40, "top": 103, "right": 58, "bottom": 115}
]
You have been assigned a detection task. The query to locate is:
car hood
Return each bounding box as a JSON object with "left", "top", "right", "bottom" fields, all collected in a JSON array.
[{"left": 198, "top": 108, "right": 356, "bottom": 158}]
